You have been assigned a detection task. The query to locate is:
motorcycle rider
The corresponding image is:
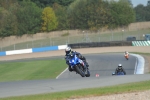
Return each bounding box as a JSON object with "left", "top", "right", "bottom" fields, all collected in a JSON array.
[
  {"left": 65, "top": 47, "right": 89, "bottom": 72},
  {"left": 115, "top": 64, "right": 126, "bottom": 75},
  {"left": 124, "top": 51, "right": 129, "bottom": 56}
]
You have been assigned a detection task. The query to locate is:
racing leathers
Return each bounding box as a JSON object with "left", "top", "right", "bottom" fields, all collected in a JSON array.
[
  {"left": 124, "top": 52, "right": 129, "bottom": 56},
  {"left": 115, "top": 67, "right": 126, "bottom": 75}
]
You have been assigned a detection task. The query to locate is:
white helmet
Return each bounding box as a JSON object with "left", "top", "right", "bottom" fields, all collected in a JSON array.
[
  {"left": 118, "top": 64, "right": 122, "bottom": 69},
  {"left": 65, "top": 47, "right": 72, "bottom": 54}
]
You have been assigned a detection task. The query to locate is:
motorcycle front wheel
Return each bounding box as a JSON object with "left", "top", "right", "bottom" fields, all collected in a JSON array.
[
  {"left": 85, "top": 69, "right": 90, "bottom": 77},
  {"left": 75, "top": 65, "right": 85, "bottom": 77}
]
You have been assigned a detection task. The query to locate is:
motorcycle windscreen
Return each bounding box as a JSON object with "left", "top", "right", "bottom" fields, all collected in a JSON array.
[{"left": 69, "top": 55, "right": 80, "bottom": 66}]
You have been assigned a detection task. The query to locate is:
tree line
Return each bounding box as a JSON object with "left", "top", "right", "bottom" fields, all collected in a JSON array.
[{"left": 0, "top": 0, "right": 149, "bottom": 37}]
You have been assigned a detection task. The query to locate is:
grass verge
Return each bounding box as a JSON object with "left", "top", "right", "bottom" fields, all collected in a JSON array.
[
  {"left": 0, "top": 80, "right": 150, "bottom": 100},
  {"left": 0, "top": 59, "right": 66, "bottom": 82}
]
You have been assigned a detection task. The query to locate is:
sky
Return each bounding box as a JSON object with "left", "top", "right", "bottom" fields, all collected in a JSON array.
[{"left": 131, "top": 0, "right": 148, "bottom": 7}]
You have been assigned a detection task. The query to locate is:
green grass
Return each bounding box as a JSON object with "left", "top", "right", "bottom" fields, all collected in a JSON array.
[
  {"left": 0, "top": 80, "right": 150, "bottom": 100},
  {"left": 0, "top": 59, "right": 67, "bottom": 82}
]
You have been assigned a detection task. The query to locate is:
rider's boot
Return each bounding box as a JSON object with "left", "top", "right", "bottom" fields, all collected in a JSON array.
[{"left": 68, "top": 66, "right": 73, "bottom": 72}]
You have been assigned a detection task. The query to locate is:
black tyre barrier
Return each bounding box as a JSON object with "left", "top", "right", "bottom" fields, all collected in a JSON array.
[{"left": 68, "top": 41, "right": 132, "bottom": 49}]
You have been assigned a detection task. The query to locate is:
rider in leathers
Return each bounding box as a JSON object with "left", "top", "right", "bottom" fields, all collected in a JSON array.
[
  {"left": 124, "top": 51, "right": 129, "bottom": 56},
  {"left": 65, "top": 47, "right": 89, "bottom": 72},
  {"left": 115, "top": 64, "right": 126, "bottom": 75}
]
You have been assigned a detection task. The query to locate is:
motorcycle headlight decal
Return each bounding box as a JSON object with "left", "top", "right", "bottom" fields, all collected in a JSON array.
[
  {"left": 79, "top": 59, "right": 84, "bottom": 66},
  {"left": 79, "top": 59, "right": 83, "bottom": 63},
  {"left": 69, "top": 60, "right": 71, "bottom": 63}
]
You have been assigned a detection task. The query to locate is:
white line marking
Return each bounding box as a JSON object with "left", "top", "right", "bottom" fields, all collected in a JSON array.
[{"left": 56, "top": 68, "right": 68, "bottom": 79}]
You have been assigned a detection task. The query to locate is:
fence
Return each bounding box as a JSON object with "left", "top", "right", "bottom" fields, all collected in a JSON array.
[
  {"left": 0, "top": 21, "right": 150, "bottom": 51},
  {"left": 0, "top": 33, "right": 145, "bottom": 51}
]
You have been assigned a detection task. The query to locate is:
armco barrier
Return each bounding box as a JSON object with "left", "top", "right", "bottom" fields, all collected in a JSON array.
[
  {"left": 0, "top": 52, "right": 6, "bottom": 56},
  {"left": 0, "top": 45, "right": 68, "bottom": 56},
  {"left": 32, "top": 45, "right": 68, "bottom": 53},
  {"left": 6, "top": 49, "right": 32, "bottom": 56},
  {"left": 0, "top": 41, "right": 132, "bottom": 56},
  {"left": 68, "top": 41, "right": 132, "bottom": 49},
  {"left": 32, "top": 46, "right": 58, "bottom": 53}
]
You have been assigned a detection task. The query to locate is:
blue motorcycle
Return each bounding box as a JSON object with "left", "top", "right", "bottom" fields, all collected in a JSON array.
[
  {"left": 112, "top": 72, "right": 125, "bottom": 76},
  {"left": 68, "top": 53, "right": 90, "bottom": 77}
]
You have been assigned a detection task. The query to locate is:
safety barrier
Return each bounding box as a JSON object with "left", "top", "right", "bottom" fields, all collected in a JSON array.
[
  {"left": 132, "top": 41, "right": 150, "bottom": 46},
  {"left": 1, "top": 41, "right": 149, "bottom": 56},
  {"left": 0, "top": 45, "right": 68, "bottom": 56}
]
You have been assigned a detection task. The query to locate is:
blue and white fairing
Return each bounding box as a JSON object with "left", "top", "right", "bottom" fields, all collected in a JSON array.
[
  {"left": 69, "top": 54, "right": 84, "bottom": 67},
  {"left": 117, "top": 72, "right": 125, "bottom": 75},
  {"left": 112, "top": 72, "right": 125, "bottom": 76}
]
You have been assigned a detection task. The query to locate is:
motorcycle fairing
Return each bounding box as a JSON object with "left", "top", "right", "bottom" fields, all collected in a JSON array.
[
  {"left": 69, "top": 54, "right": 84, "bottom": 67},
  {"left": 117, "top": 72, "right": 125, "bottom": 75}
]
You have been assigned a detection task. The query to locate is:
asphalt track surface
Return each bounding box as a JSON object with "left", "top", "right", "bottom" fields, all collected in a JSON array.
[
  {"left": 1, "top": 53, "right": 150, "bottom": 98},
  {"left": 57, "top": 53, "right": 136, "bottom": 78}
]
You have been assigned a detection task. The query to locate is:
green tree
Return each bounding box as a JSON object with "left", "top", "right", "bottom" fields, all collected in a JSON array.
[
  {"left": 0, "top": 3, "right": 19, "bottom": 37},
  {"left": 134, "top": 4, "right": 146, "bottom": 22},
  {"left": 0, "top": 0, "right": 18, "bottom": 9},
  {"left": 145, "top": 5, "right": 150, "bottom": 21},
  {"left": 55, "top": 0, "right": 75, "bottom": 6},
  {"left": 18, "top": 0, "right": 75, "bottom": 8},
  {"left": 148, "top": 0, "right": 150, "bottom": 6},
  {"left": 0, "top": 7, "right": 6, "bottom": 29},
  {"left": 41, "top": 7, "right": 58, "bottom": 32},
  {"left": 68, "top": 0, "right": 89, "bottom": 29},
  {"left": 16, "top": 1, "right": 42, "bottom": 35},
  {"left": 134, "top": 4, "right": 150, "bottom": 22},
  {"left": 68, "top": 0, "right": 111, "bottom": 30},
  {"left": 53, "top": 3, "right": 68, "bottom": 30},
  {"left": 109, "top": 0, "right": 135, "bottom": 28},
  {"left": 18, "top": 0, "right": 53, "bottom": 7},
  {"left": 87, "top": 0, "right": 111, "bottom": 30}
]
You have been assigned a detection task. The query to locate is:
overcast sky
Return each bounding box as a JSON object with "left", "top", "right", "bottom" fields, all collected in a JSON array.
[{"left": 131, "top": 0, "right": 148, "bottom": 7}]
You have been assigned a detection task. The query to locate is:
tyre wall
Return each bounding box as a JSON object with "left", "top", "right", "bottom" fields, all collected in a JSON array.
[{"left": 68, "top": 41, "right": 132, "bottom": 49}]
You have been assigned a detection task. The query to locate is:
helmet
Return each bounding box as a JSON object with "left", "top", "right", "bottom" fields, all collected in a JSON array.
[
  {"left": 118, "top": 64, "right": 122, "bottom": 69},
  {"left": 65, "top": 47, "right": 72, "bottom": 55},
  {"left": 125, "top": 51, "right": 127, "bottom": 53}
]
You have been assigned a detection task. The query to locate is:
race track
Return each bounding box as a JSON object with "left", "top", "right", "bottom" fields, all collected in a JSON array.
[
  {"left": 57, "top": 53, "right": 136, "bottom": 79},
  {"left": 1, "top": 53, "right": 150, "bottom": 98}
]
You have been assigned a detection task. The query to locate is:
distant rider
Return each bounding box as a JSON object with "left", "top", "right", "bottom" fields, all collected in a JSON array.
[
  {"left": 124, "top": 51, "right": 129, "bottom": 56},
  {"left": 65, "top": 47, "right": 89, "bottom": 72},
  {"left": 115, "top": 64, "right": 126, "bottom": 75}
]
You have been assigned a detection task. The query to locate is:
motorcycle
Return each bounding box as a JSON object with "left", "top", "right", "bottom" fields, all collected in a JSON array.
[
  {"left": 112, "top": 72, "right": 125, "bottom": 76},
  {"left": 68, "top": 53, "right": 90, "bottom": 77},
  {"left": 124, "top": 54, "right": 129, "bottom": 60}
]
